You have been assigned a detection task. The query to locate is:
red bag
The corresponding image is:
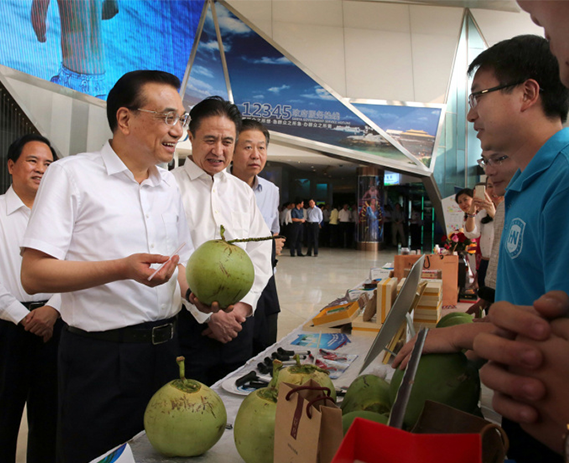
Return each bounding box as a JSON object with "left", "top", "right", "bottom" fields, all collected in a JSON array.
[{"left": 332, "top": 418, "right": 482, "bottom": 463}]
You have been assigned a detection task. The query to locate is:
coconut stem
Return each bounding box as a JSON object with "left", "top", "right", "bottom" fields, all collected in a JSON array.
[
  {"left": 227, "top": 235, "right": 285, "bottom": 244},
  {"left": 176, "top": 356, "right": 186, "bottom": 380},
  {"left": 294, "top": 354, "right": 301, "bottom": 367},
  {"left": 220, "top": 225, "right": 226, "bottom": 241},
  {"left": 269, "top": 360, "right": 283, "bottom": 389}
]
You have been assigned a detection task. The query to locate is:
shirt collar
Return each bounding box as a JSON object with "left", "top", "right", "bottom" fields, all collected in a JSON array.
[
  {"left": 5, "top": 185, "right": 29, "bottom": 216},
  {"left": 101, "top": 140, "right": 165, "bottom": 187},
  {"left": 185, "top": 157, "right": 229, "bottom": 183},
  {"left": 507, "top": 128, "right": 569, "bottom": 193},
  {"left": 252, "top": 175, "right": 262, "bottom": 192}
]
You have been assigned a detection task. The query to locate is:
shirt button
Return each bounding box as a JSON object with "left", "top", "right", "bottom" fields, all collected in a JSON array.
[
  {"left": 151, "top": 244, "right": 154, "bottom": 248},
  {"left": 146, "top": 214, "right": 149, "bottom": 218}
]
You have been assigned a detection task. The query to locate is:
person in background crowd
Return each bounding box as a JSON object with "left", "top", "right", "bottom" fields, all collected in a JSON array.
[
  {"left": 231, "top": 119, "right": 282, "bottom": 355},
  {"left": 338, "top": 203, "right": 352, "bottom": 248},
  {"left": 329, "top": 204, "right": 339, "bottom": 247},
  {"left": 20, "top": 70, "right": 200, "bottom": 463},
  {"left": 409, "top": 206, "right": 422, "bottom": 248},
  {"left": 289, "top": 199, "right": 305, "bottom": 256},
  {"left": 321, "top": 203, "right": 331, "bottom": 247},
  {"left": 466, "top": 151, "right": 517, "bottom": 316},
  {"left": 0, "top": 134, "right": 61, "bottom": 463},
  {"left": 305, "top": 199, "right": 323, "bottom": 257},
  {"left": 455, "top": 188, "right": 474, "bottom": 225},
  {"left": 173, "top": 97, "right": 272, "bottom": 386},
  {"left": 464, "top": 178, "right": 502, "bottom": 291},
  {"left": 391, "top": 202, "right": 406, "bottom": 247}
]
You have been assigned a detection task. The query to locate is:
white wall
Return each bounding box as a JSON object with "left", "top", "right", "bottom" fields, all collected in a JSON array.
[{"left": 227, "top": 0, "right": 544, "bottom": 104}]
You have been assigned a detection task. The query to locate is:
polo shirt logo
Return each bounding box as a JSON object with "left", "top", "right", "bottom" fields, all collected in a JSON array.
[{"left": 506, "top": 218, "right": 525, "bottom": 259}]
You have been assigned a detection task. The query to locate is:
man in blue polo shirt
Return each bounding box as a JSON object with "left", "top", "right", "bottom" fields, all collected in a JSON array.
[{"left": 466, "top": 35, "right": 569, "bottom": 463}]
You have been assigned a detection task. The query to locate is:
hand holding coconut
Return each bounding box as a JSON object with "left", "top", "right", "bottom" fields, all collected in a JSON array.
[{"left": 202, "top": 302, "right": 251, "bottom": 343}]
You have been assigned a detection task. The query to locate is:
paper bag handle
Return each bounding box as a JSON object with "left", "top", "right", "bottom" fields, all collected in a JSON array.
[
  {"left": 285, "top": 385, "right": 332, "bottom": 401},
  {"left": 306, "top": 396, "right": 336, "bottom": 419},
  {"left": 480, "top": 423, "right": 510, "bottom": 453}
]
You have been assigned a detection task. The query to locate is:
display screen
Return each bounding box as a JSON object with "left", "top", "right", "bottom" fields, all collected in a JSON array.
[
  {"left": 384, "top": 171, "right": 401, "bottom": 186},
  {"left": 0, "top": 0, "right": 204, "bottom": 100}
]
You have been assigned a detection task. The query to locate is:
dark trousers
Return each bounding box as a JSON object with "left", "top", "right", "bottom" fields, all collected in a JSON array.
[
  {"left": 253, "top": 242, "right": 280, "bottom": 355},
  {"left": 0, "top": 318, "right": 63, "bottom": 463},
  {"left": 339, "top": 222, "right": 351, "bottom": 248},
  {"left": 477, "top": 259, "right": 489, "bottom": 289},
  {"left": 306, "top": 223, "right": 320, "bottom": 256},
  {"left": 57, "top": 322, "right": 179, "bottom": 463},
  {"left": 178, "top": 309, "right": 254, "bottom": 386},
  {"left": 289, "top": 223, "right": 303, "bottom": 256},
  {"left": 502, "top": 418, "right": 563, "bottom": 463},
  {"left": 329, "top": 224, "right": 338, "bottom": 247}
]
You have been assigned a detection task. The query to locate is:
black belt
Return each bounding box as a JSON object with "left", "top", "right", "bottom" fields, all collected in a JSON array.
[
  {"left": 67, "top": 316, "right": 177, "bottom": 345},
  {"left": 21, "top": 300, "right": 49, "bottom": 310}
]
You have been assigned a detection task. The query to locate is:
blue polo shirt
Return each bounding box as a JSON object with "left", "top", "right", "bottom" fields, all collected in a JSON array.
[{"left": 496, "top": 128, "right": 569, "bottom": 305}]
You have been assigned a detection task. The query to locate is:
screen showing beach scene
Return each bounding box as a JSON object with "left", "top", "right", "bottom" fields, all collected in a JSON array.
[
  {"left": 184, "top": 3, "right": 414, "bottom": 167},
  {"left": 353, "top": 103, "right": 443, "bottom": 168}
]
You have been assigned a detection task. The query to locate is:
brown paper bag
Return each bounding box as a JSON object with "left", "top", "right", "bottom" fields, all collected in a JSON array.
[
  {"left": 274, "top": 380, "right": 343, "bottom": 463},
  {"left": 412, "top": 400, "right": 509, "bottom": 463}
]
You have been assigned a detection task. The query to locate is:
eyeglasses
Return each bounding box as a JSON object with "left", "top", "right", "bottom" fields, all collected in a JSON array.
[
  {"left": 477, "top": 154, "right": 509, "bottom": 169},
  {"left": 468, "top": 81, "right": 525, "bottom": 109},
  {"left": 136, "top": 108, "right": 190, "bottom": 129}
]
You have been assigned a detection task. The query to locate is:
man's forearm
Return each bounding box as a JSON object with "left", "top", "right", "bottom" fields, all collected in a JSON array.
[{"left": 21, "top": 248, "right": 126, "bottom": 294}]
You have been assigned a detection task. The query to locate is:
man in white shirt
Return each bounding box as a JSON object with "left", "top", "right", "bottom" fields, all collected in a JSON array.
[
  {"left": 231, "top": 119, "right": 282, "bottom": 354},
  {"left": 0, "top": 134, "right": 61, "bottom": 463},
  {"left": 20, "top": 71, "right": 210, "bottom": 463},
  {"left": 338, "top": 203, "right": 352, "bottom": 248},
  {"left": 173, "top": 97, "right": 272, "bottom": 385},
  {"left": 306, "top": 199, "right": 323, "bottom": 257}
]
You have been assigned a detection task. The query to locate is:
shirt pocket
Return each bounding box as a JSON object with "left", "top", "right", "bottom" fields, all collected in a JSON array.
[
  {"left": 161, "top": 212, "right": 179, "bottom": 253},
  {"left": 231, "top": 211, "right": 251, "bottom": 238}
]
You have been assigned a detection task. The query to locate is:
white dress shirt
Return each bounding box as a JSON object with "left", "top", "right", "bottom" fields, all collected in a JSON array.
[
  {"left": 22, "top": 141, "right": 193, "bottom": 331},
  {"left": 0, "top": 186, "right": 60, "bottom": 325},
  {"left": 173, "top": 159, "right": 272, "bottom": 321},
  {"left": 252, "top": 176, "right": 280, "bottom": 234},
  {"left": 338, "top": 209, "right": 351, "bottom": 223},
  {"left": 307, "top": 206, "right": 323, "bottom": 223},
  {"left": 463, "top": 209, "right": 494, "bottom": 259}
]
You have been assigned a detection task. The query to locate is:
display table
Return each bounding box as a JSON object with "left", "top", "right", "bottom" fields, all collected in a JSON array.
[{"left": 128, "top": 323, "right": 377, "bottom": 462}]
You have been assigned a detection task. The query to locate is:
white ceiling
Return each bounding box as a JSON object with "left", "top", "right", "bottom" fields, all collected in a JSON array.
[{"left": 350, "top": 0, "right": 520, "bottom": 13}]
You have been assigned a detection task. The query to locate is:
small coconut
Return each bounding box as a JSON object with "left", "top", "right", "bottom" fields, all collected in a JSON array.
[{"left": 144, "top": 357, "right": 227, "bottom": 457}]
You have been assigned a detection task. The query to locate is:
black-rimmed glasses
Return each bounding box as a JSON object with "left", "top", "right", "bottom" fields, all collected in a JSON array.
[
  {"left": 477, "top": 154, "right": 509, "bottom": 169},
  {"left": 468, "top": 81, "right": 525, "bottom": 109},
  {"left": 136, "top": 108, "right": 190, "bottom": 129}
]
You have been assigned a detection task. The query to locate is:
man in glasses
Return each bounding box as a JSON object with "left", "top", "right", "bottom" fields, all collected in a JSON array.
[
  {"left": 395, "top": 35, "right": 569, "bottom": 462},
  {"left": 466, "top": 151, "right": 517, "bottom": 316},
  {"left": 19, "top": 71, "right": 218, "bottom": 463},
  {"left": 470, "top": 3, "right": 569, "bottom": 459}
]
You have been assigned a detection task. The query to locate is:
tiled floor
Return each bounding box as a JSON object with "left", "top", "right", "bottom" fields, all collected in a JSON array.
[{"left": 16, "top": 247, "right": 394, "bottom": 462}]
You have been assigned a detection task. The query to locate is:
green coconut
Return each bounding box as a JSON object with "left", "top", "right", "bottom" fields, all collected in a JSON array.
[
  {"left": 277, "top": 355, "right": 336, "bottom": 400},
  {"left": 342, "top": 411, "right": 389, "bottom": 435},
  {"left": 234, "top": 361, "right": 282, "bottom": 463},
  {"left": 389, "top": 352, "right": 480, "bottom": 430},
  {"left": 186, "top": 226, "right": 255, "bottom": 309},
  {"left": 340, "top": 374, "right": 391, "bottom": 415},
  {"left": 144, "top": 357, "right": 227, "bottom": 457},
  {"left": 436, "top": 311, "right": 473, "bottom": 328}
]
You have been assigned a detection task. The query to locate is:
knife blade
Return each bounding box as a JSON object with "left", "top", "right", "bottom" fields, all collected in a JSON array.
[{"left": 388, "top": 327, "right": 429, "bottom": 429}]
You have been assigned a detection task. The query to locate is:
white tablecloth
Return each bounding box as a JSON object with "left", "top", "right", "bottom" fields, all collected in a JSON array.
[{"left": 129, "top": 325, "right": 379, "bottom": 462}]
